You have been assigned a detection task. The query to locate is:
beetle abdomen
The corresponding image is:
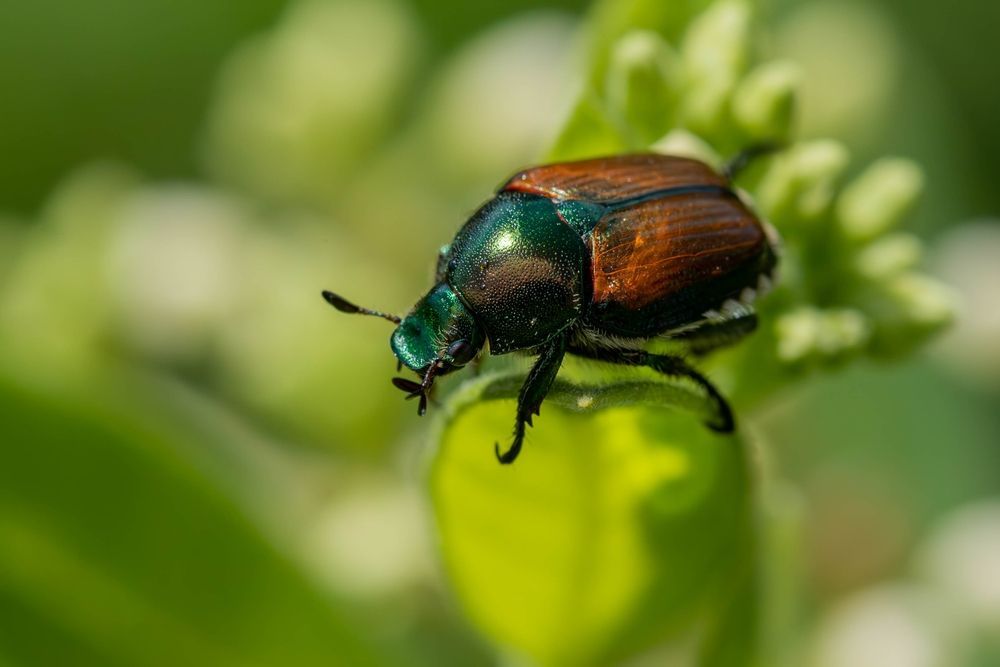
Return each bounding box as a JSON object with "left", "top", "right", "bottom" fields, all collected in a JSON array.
[
  {"left": 497, "top": 153, "right": 777, "bottom": 339},
  {"left": 586, "top": 189, "right": 774, "bottom": 337}
]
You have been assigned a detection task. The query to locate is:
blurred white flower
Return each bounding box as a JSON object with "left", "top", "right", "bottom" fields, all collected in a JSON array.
[
  {"left": 775, "top": 307, "right": 870, "bottom": 364},
  {"left": 918, "top": 500, "right": 1000, "bottom": 624},
  {"left": 811, "top": 585, "right": 956, "bottom": 667},
  {"left": 205, "top": 0, "right": 420, "bottom": 205},
  {"left": 107, "top": 184, "right": 410, "bottom": 449},
  {"left": 932, "top": 221, "right": 1000, "bottom": 384},
  {"left": 0, "top": 164, "right": 137, "bottom": 382},
  {"left": 212, "top": 213, "right": 411, "bottom": 449},
  {"left": 107, "top": 186, "right": 245, "bottom": 363},
  {"left": 421, "top": 13, "right": 578, "bottom": 188},
  {"left": 305, "top": 478, "right": 433, "bottom": 597}
]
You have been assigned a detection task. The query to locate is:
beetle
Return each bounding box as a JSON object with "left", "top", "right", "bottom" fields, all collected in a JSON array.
[{"left": 323, "top": 150, "right": 778, "bottom": 464}]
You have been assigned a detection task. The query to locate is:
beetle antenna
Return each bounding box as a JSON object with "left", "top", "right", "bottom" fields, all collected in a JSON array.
[
  {"left": 723, "top": 142, "right": 785, "bottom": 182},
  {"left": 322, "top": 290, "right": 401, "bottom": 324}
]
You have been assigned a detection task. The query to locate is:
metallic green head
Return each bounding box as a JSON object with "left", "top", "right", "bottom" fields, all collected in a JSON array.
[
  {"left": 321, "top": 284, "right": 484, "bottom": 416},
  {"left": 391, "top": 282, "right": 485, "bottom": 375}
]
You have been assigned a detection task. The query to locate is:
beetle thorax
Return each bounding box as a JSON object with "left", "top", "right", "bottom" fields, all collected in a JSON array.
[{"left": 444, "top": 191, "right": 588, "bottom": 354}]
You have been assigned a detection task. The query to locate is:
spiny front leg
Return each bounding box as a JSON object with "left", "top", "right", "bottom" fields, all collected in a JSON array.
[
  {"left": 567, "top": 344, "right": 734, "bottom": 433},
  {"left": 495, "top": 335, "right": 567, "bottom": 464}
]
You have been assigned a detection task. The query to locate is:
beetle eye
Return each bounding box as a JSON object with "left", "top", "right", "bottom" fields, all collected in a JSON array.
[{"left": 446, "top": 339, "right": 475, "bottom": 366}]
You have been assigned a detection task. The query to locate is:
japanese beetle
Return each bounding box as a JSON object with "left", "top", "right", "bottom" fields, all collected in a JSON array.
[{"left": 324, "top": 151, "right": 778, "bottom": 464}]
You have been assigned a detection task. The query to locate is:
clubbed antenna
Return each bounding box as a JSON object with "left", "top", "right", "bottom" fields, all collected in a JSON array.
[{"left": 322, "top": 290, "right": 401, "bottom": 324}]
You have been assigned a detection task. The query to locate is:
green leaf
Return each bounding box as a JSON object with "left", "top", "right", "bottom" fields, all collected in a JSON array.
[
  {"left": 698, "top": 548, "right": 758, "bottom": 667},
  {"left": 429, "top": 373, "right": 753, "bottom": 666},
  {"left": 756, "top": 140, "right": 850, "bottom": 224},
  {"left": 584, "top": 0, "right": 715, "bottom": 87},
  {"left": 678, "top": 0, "right": 752, "bottom": 137},
  {"left": 547, "top": 93, "right": 628, "bottom": 162},
  {"left": 836, "top": 158, "right": 924, "bottom": 243},
  {"left": 0, "top": 377, "right": 397, "bottom": 667},
  {"left": 774, "top": 306, "right": 871, "bottom": 366},
  {"left": 860, "top": 272, "right": 956, "bottom": 359},
  {"left": 731, "top": 61, "right": 800, "bottom": 143},
  {"left": 426, "top": 0, "right": 957, "bottom": 664},
  {"left": 204, "top": 0, "right": 421, "bottom": 207},
  {"left": 853, "top": 233, "right": 923, "bottom": 281},
  {"left": 604, "top": 30, "right": 679, "bottom": 146}
]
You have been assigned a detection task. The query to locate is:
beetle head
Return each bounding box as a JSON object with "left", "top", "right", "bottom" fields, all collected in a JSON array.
[
  {"left": 392, "top": 282, "right": 484, "bottom": 372},
  {"left": 321, "top": 282, "right": 484, "bottom": 416},
  {"left": 388, "top": 282, "right": 485, "bottom": 414}
]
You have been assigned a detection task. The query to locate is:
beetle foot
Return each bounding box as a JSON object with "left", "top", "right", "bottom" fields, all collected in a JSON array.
[
  {"left": 391, "top": 377, "right": 429, "bottom": 416},
  {"left": 494, "top": 440, "right": 522, "bottom": 464},
  {"left": 495, "top": 420, "right": 527, "bottom": 464},
  {"left": 705, "top": 398, "right": 735, "bottom": 433}
]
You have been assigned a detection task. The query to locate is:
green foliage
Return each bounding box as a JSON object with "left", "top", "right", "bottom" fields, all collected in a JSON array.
[
  {"left": 204, "top": 0, "right": 421, "bottom": 208},
  {"left": 0, "top": 1, "right": 983, "bottom": 666},
  {"left": 0, "top": 167, "right": 411, "bottom": 454},
  {"left": 429, "top": 1, "right": 955, "bottom": 665},
  {"left": 430, "top": 373, "right": 752, "bottom": 666},
  {"left": 0, "top": 378, "right": 397, "bottom": 667}
]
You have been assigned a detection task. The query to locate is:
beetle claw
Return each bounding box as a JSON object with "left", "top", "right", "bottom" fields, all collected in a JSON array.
[
  {"left": 494, "top": 441, "right": 521, "bottom": 464},
  {"left": 392, "top": 377, "right": 423, "bottom": 394},
  {"left": 706, "top": 412, "right": 735, "bottom": 433},
  {"left": 705, "top": 396, "right": 734, "bottom": 433},
  {"left": 391, "top": 376, "right": 430, "bottom": 416}
]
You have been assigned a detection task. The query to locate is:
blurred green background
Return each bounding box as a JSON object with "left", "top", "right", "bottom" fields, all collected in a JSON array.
[{"left": 1, "top": 0, "right": 998, "bottom": 665}]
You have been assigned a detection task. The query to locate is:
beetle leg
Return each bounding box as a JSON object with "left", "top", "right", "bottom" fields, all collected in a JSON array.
[
  {"left": 670, "top": 313, "right": 758, "bottom": 357},
  {"left": 566, "top": 345, "right": 734, "bottom": 433},
  {"left": 434, "top": 244, "right": 452, "bottom": 282},
  {"left": 495, "top": 335, "right": 567, "bottom": 464}
]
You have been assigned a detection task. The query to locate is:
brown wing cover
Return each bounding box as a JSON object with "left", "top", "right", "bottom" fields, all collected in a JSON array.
[
  {"left": 588, "top": 191, "right": 773, "bottom": 336},
  {"left": 502, "top": 154, "right": 726, "bottom": 203}
]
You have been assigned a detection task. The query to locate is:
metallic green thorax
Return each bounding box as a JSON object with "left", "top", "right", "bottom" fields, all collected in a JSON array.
[
  {"left": 391, "top": 283, "right": 485, "bottom": 372},
  {"left": 444, "top": 192, "right": 589, "bottom": 354}
]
